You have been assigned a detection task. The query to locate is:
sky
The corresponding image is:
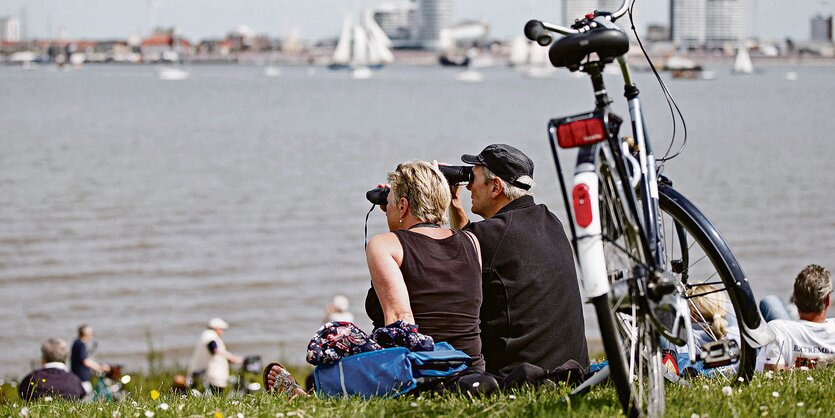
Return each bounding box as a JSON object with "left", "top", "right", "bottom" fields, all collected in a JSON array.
[{"left": 0, "top": 0, "right": 833, "bottom": 42}]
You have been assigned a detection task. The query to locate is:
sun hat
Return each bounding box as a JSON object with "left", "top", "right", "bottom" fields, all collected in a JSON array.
[{"left": 208, "top": 317, "right": 229, "bottom": 330}]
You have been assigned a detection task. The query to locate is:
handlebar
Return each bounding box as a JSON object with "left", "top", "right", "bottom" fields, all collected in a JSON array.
[
  {"left": 525, "top": 0, "right": 630, "bottom": 40},
  {"left": 524, "top": 20, "right": 554, "bottom": 46}
]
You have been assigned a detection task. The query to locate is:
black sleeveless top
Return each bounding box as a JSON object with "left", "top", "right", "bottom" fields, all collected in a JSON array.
[{"left": 365, "top": 229, "right": 484, "bottom": 371}]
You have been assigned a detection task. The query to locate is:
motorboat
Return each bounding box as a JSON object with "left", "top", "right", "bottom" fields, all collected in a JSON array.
[{"left": 156, "top": 66, "right": 190, "bottom": 80}]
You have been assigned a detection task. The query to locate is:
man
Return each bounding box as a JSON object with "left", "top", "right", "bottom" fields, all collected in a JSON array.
[
  {"left": 70, "top": 324, "right": 109, "bottom": 397},
  {"left": 449, "top": 144, "right": 589, "bottom": 378},
  {"left": 187, "top": 317, "right": 243, "bottom": 394},
  {"left": 19, "top": 338, "right": 85, "bottom": 401},
  {"left": 758, "top": 264, "right": 835, "bottom": 371}
]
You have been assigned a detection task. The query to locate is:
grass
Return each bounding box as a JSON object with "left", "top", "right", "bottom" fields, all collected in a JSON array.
[{"left": 2, "top": 367, "right": 835, "bottom": 417}]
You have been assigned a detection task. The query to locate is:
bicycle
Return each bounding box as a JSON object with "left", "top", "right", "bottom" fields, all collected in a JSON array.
[{"left": 523, "top": 1, "right": 775, "bottom": 416}]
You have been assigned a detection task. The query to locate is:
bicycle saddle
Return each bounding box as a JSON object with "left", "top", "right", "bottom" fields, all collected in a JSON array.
[{"left": 548, "top": 28, "right": 629, "bottom": 69}]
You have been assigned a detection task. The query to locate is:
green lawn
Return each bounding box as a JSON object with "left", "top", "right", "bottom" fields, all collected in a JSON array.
[{"left": 2, "top": 367, "right": 834, "bottom": 417}]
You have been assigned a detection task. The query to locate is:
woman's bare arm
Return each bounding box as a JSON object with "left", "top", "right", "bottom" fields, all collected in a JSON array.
[{"left": 366, "top": 233, "right": 414, "bottom": 325}]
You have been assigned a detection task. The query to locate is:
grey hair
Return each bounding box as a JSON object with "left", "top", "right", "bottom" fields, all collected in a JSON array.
[
  {"left": 41, "top": 338, "right": 69, "bottom": 363},
  {"left": 792, "top": 264, "right": 832, "bottom": 314},
  {"left": 481, "top": 166, "right": 534, "bottom": 200}
]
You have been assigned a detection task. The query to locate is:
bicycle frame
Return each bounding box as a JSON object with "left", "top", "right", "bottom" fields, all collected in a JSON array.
[{"left": 549, "top": 57, "right": 663, "bottom": 298}]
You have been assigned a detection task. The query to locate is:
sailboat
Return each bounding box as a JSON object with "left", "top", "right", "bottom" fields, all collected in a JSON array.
[
  {"left": 329, "top": 10, "right": 395, "bottom": 77},
  {"left": 733, "top": 44, "right": 753, "bottom": 75},
  {"left": 509, "top": 36, "right": 555, "bottom": 79},
  {"left": 523, "top": 42, "right": 557, "bottom": 79},
  {"left": 509, "top": 37, "right": 529, "bottom": 67}
]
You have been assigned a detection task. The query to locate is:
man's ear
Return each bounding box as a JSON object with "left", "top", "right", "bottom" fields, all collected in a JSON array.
[{"left": 490, "top": 177, "right": 504, "bottom": 199}]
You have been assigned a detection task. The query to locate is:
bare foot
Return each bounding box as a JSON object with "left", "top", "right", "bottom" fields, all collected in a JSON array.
[{"left": 264, "top": 363, "right": 308, "bottom": 398}]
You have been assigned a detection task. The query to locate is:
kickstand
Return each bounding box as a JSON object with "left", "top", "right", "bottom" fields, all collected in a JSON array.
[
  {"left": 570, "top": 365, "right": 610, "bottom": 395},
  {"left": 570, "top": 364, "right": 688, "bottom": 397}
]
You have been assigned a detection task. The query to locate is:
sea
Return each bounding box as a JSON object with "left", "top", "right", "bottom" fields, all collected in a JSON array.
[{"left": 1, "top": 63, "right": 833, "bottom": 376}]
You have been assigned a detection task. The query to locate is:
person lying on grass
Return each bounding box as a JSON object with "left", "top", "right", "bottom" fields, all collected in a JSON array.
[{"left": 757, "top": 264, "right": 835, "bottom": 371}]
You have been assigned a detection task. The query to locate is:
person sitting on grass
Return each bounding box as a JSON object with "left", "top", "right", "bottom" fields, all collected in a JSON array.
[
  {"left": 264, "top": 160, "right": 487, "bottom": 397},
  {"left": 757, "top": 264, "right": 835, "bottom": 371},
  {"left": 19, "top": 338, "right": 85, "bottom": 401}
]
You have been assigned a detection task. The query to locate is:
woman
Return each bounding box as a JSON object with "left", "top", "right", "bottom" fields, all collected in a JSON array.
[
  {"left": 364, "top": 160, "right": 484, "bottom": 369},
  {"left": 687, "top": 284, "right": 738, "bottom": 346},
  {"left": 265, "top": 160, "right": 484, "bottom": 396}
]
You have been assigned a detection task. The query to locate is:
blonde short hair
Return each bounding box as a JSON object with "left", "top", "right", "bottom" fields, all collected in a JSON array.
[
  {"left": 687, "top": 284, "right": 729, "bottom": 339},
  {"left": 388, "top": 160, "right": 451, "bottom": 225}
]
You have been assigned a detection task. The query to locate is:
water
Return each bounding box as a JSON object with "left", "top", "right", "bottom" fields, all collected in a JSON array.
[{"left": 1, "top": 64, "right": 833, "bottom": 376}]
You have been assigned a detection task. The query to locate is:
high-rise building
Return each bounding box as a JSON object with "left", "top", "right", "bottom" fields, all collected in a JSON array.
[
  {"left": 0, "top": 16, "right": 21, "bottom": 42},
  {"left": 672, "top": 0, "right": 745, "bottom": 49},
  {"left": 810, "top": 14, "right": 834, "bottom": 42},
  {"left": 563, "top": 0, "right": 597, "bottom": 26},
  {"left": 418, "top": 0, "right": 452, "bottom": 50},
  {"left": 374, "top": 1, "right": 419, "bottom": 48},
  {"left": 704, "top": 0, "right": 746, "bottom": 48},
  {"left": 672, "top": 0, "right": 706, "bottom": 48}
]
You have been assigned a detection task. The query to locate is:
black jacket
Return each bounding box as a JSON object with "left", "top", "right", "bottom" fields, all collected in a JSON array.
[
  {"left": 19, "top": 367, "right": 85, "bottom": 401},
  {"left": 466, "top": 195, "right": 589, "bottom": 377}
]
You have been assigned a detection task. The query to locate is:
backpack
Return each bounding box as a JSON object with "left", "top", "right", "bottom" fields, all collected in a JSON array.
[{"left": 313, "top": 342, "right": 471, "bottom": 398}]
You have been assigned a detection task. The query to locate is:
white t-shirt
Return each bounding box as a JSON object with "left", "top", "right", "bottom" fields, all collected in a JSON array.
[
  {"left": 756, "top": 319, "right": 835, "bottom": 370},
  {"left": 187, "top": 329, "right": 230, "bottom": 387}
]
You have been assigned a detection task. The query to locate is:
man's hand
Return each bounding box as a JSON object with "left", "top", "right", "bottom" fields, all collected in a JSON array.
[{"left": 448, "top": 184, "right": 469, "bottom": 229}]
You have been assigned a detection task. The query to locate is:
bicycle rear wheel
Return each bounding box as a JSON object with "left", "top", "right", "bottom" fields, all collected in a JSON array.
[
  {"left": 592, "top": 159, "right": 758, "bottom": 417},
  {"left": 657, "top": 185, "right": 758, "bottom": 382}
]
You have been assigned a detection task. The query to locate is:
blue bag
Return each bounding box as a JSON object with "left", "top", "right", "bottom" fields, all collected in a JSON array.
[{"left": 313, "top": 342, "right": 471, "bottom": 398}]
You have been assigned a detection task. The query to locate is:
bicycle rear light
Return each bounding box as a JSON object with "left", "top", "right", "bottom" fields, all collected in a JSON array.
[
  {"left": 572, "top": 184, "right": 593, "bottom": 227},
  {"left": 553, "top": 111, "right": 608, "bottom": 149}
]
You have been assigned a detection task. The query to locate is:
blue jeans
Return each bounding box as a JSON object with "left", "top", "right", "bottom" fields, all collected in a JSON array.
[{"left": 759, "top": 295, "right": 792, "bottom": 322}]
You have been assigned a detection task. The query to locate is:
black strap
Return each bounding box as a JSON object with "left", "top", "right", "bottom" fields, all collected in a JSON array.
[
  {"left": 409, "top": 222, "right": 441, "bottom": 229},
  {"left": 364, "top": 204, "right": 376, "bottom": 249}
]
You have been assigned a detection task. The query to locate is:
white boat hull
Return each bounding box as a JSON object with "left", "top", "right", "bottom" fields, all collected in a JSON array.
[{"left": 157, "top": 67, "right": 190, "bottom": 81}]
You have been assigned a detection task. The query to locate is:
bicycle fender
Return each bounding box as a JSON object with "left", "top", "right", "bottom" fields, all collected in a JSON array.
[
  {"left": 573, "top": 168, "right": 610, "bottom": 299},
  {"left": 659, "top": 185, "right": 775, "bottom": 349}
]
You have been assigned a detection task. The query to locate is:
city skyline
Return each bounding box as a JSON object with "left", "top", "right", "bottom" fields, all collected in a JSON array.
[{"left": 0, "top": 0, "right": 833, "bottom": 42}]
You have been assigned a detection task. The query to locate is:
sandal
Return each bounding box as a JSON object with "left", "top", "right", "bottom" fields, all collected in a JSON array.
[{"left": 263, "top": 362, "right": 305, "bottom": 397}]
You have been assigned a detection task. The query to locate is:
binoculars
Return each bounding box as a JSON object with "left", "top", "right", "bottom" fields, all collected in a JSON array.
[{"left": 366, "top": 165, "right": 473, "bottom": 205}]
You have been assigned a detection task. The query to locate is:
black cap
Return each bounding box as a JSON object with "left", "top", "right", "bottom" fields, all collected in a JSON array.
[{"left": 461, "top": 144, "right": 534, "bottom": 190}]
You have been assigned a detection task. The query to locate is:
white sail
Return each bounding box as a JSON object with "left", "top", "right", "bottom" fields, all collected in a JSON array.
[
  {"left": 366, "top": 30, "right": 383, "bottom": 66},
  {"left": 529, "top": 43, "right": 549, "bottom": 66},
  {"left": 509, "top": 37, "right": 530, "bottom": 67},
  {"left": 332, "top": 13, "right": 353, "bottom": 66},
  {"left": 733, "top": 44, "right": 753, "bottom": 74},
  {"left": 364, "top": 11, "right": 395, "bottom": 65},
  {"left": 352, "top": 25, "right": 369, "bottom": 67},
  {"left": 523, "top": 43, "right": 556, "bottom": 79}
]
